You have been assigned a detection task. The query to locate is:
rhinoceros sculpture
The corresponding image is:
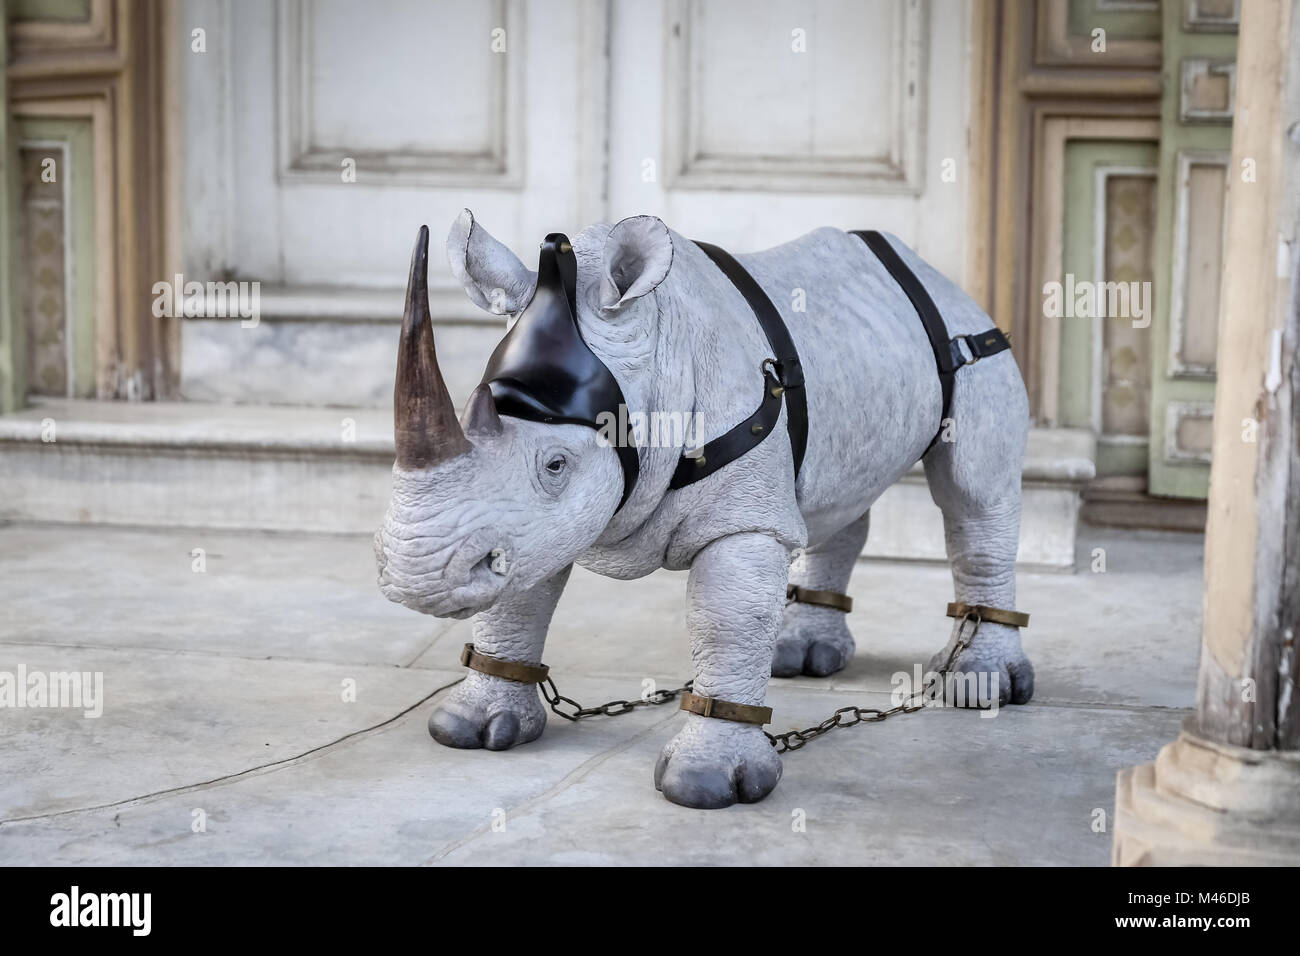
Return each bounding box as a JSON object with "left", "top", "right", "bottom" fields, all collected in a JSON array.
[{"left": 375, "top": 210, "right": 1033, "bottom": 809}]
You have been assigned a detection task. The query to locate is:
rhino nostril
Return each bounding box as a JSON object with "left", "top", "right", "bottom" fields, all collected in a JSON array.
[{"left": 470, "top": 548, "right": 509, "bottom": 581}]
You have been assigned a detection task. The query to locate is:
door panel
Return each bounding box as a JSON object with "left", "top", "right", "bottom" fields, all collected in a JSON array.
[
  {"left": 15, "top": 120, "right": 98, "bottom": 401},
  {"left": 607, "top": 0, "right": 970, "bottom": 281},
  {"left": 1147, "top": 0, "right": 1238, "bottom": 498},
  {"left": 184, "top": 0, "right": 604, "bottom": 295},
  {"left": 1059, "top": 140, "right": 1159, "bottom": 478}
]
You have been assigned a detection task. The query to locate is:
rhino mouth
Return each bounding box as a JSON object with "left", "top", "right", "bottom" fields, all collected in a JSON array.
[
  {"left": 378, "top": 573, "right": 503, "bottom": 620},
  {"left": 376, "top": 530, "right": 511, "bottom": 619},
  {"left": 416, "top": 595, "right": 485, "bottom": 620}
]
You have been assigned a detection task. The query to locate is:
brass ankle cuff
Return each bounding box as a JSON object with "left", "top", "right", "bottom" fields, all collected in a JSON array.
[
  {"left": 945, "top": 603, "right": 1029, "bottom": 628},
  {"left": 786, "top": 585, "right": 853, "bottom": 612},
  {"left": 460, "top": 644, "right": 550, "bottom": 684},
  {"left": 679, "top": 691, "right": 773, "bottom": 726}
]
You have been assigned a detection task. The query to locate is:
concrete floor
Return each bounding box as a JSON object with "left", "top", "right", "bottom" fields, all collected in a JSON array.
[{"left": 0, "top": 521, "right": 1201, "bottom": 865}]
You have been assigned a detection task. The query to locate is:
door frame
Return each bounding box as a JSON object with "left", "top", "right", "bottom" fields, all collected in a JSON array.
[
  {"left": 967, "top": 0, "right": 1162, "bottom": 422},
  {"left": 5, "top": 0, "right": 183, "bottom": 402}
]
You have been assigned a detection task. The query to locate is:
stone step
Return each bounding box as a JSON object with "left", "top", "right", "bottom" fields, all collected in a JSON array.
[
  {"left": 179, "top": 286, "right": 499, "bottom": 408},
  {"left": 0, "top": 399, "right": 1095, "bottom": 569}
]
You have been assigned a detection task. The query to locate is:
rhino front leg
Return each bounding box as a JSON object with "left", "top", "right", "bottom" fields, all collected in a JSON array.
[
  {"left": 655, "top": 532, "right": 787, "bottom": 809},
  {"left": 428, "top": 565, "right": 571, "bottom": 750},
  {"left": 772, "top": 511, "right": 869, "bottom": 677}
]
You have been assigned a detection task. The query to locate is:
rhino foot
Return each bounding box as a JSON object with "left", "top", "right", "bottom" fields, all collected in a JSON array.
[
  {"left": 925, "top": 624, "right": 1034, "bottom": 708},
  {"left": 427, "top": 671, "right": 546, "bottom": 750},
  {"left": 771, "top": 604, "right": 855, "bottom": 678},
  {"left": 654, "top": 715, "right": 782, "bottom": 809}
]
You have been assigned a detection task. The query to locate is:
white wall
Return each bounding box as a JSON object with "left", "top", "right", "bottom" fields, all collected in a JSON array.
[
  {"left": 183, "top": 0, "right": 973, "bottom": 291},
  {"left": 178, "top": 0, "right": 975, "bottom": 409},
  {"left": 606, "top": 0, "right": 971, "bottom": 279}
]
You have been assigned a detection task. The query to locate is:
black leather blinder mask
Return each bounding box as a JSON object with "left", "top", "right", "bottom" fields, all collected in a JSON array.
[{"left": 480, "top": 234, "right": 639, "bottom": 510}]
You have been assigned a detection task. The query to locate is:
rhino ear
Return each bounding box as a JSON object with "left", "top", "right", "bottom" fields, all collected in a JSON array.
[
  {"left": 446, "top": 209, "right": 537, "bottom": 316},
  {"left": 599, "top": 216, "right": 674, "bottom": 312}
]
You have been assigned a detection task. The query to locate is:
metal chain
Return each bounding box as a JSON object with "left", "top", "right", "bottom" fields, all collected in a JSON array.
[
  {"left": 532, "top": 614, "right": 982, "bottom": 754},
  {"left": 539, "top": 675, "right": 694, "bottom": 721},
  {"left": 763, "top": 613, "right": 981, "bottom": 754}
]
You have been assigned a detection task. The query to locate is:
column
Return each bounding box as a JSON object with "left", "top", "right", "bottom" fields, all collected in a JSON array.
[{"left": 1112, "top": 0, "right": 1300, "bottom": 865}]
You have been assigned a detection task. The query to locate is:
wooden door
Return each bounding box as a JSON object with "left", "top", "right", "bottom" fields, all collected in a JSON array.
[{"left": 1147, "top": 0, "right": 1239, "bottom": 498}]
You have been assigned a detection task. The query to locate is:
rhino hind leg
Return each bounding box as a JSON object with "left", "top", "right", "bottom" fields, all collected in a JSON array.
[
  {"left": 923, "top": 503, "right": 1034, "bottom": 707},
  {"left": 771, "top": 511, "right": 869, "bottom": 677},
  {"left": 920, "top": 356, "right": 1033, "bottom": 707}
]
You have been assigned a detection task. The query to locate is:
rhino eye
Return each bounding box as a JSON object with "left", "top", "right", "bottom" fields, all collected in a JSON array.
[{"left": 537, "top": 449, "right": 571, "bottom": 496}]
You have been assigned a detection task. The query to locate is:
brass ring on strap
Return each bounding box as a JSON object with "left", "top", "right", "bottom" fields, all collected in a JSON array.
[
  {"left": 460, "top": 643, "right": 550, "bottom": 684},
  {"left": 944, "top": 603, "right": 1029, "bottom": 629}
]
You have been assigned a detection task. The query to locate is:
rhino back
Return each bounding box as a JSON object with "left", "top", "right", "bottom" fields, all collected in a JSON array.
[
  {"left": 580, "top": 224, "right": 1014, "bottom": 568},
  {"left": 733, "top": 227, "right": 961, "bottom": 540}
]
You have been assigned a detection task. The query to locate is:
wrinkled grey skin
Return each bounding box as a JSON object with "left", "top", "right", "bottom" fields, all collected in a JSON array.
[{"left": 376, "top": 210, "right": 1032, "bottom": 809}]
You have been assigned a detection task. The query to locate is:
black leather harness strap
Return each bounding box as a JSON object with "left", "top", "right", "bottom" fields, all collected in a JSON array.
[
  {"left": 671, "top": 231, "right": 1013, "bottom": 488},
  {"left": 851, "top": 230, "right": 1012, "bottom": 453},
  {"left": 670, "top": 360, "right": 787, "bottom": 486},
  {"left": 669, "top": 242, "right": 807, "bottom": 490}
]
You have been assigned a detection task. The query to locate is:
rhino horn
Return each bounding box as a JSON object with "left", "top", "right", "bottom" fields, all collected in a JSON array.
[
  {"left": 395, "top": 225, "right": 471, "bottom": 469},
  {"left": 462, "top": 383, "right": 503, "bottom": 438}
]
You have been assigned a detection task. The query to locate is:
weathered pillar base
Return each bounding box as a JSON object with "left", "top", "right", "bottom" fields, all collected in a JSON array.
[{"left": 1113, "top": 718, "right": 1300, "bottom": 865}]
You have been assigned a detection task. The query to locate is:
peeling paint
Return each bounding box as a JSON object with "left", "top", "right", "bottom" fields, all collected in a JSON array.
[
  {"left": 1278, "top": 629, "right": 1294, "bottom": 735},
  {"left": 1265, "top": 328, "right": 1283, "bottom": 394}
]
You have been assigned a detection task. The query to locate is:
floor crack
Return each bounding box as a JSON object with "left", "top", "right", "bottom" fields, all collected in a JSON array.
[
  {"left": 422, "top": 707, "right": 681, "bottom": 865},
  {"left": 0, "top": 638, "right": 440, "bottom": 671},
  {"left": 0, "top": 678, "right": 464, "bottom": 828}
]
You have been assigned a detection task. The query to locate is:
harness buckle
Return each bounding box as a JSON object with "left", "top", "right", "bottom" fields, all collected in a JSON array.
[
  {"left": 947, "top": 336, "right": 980, "bottom": 370},
  {"left": 949, "top": 330, "right": 1013, "bottom": 370},
  {"left": 765, "top": 356, "right": 804, "bottom": 390},
  {"left": 779, "top": 357, "right": 805, "bottom": 389}
]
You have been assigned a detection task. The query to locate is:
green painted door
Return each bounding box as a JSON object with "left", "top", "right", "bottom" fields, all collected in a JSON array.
[
  {"left": 1147, "top": 0, "right": 1239, "bottom": 498},
  {"left": 0, "top": 3, "right": 23, "bottom": 413},
  {"left": 1059, "top": 139, "right": 1160, "bottom": 479}
]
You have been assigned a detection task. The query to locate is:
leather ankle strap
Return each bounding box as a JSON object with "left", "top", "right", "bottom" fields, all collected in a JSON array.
[
  {"left": 679, "top": 691, "right": 772, "bottom": 726},
  {"left": 945, "top": 603, "right": 1030, "bottom": 628},
  {"left": 786, "top": 585, "right": 853, "bottom": 613},
  {"left": 460, "top": 643, "right": 550, "bottom": 684}
]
